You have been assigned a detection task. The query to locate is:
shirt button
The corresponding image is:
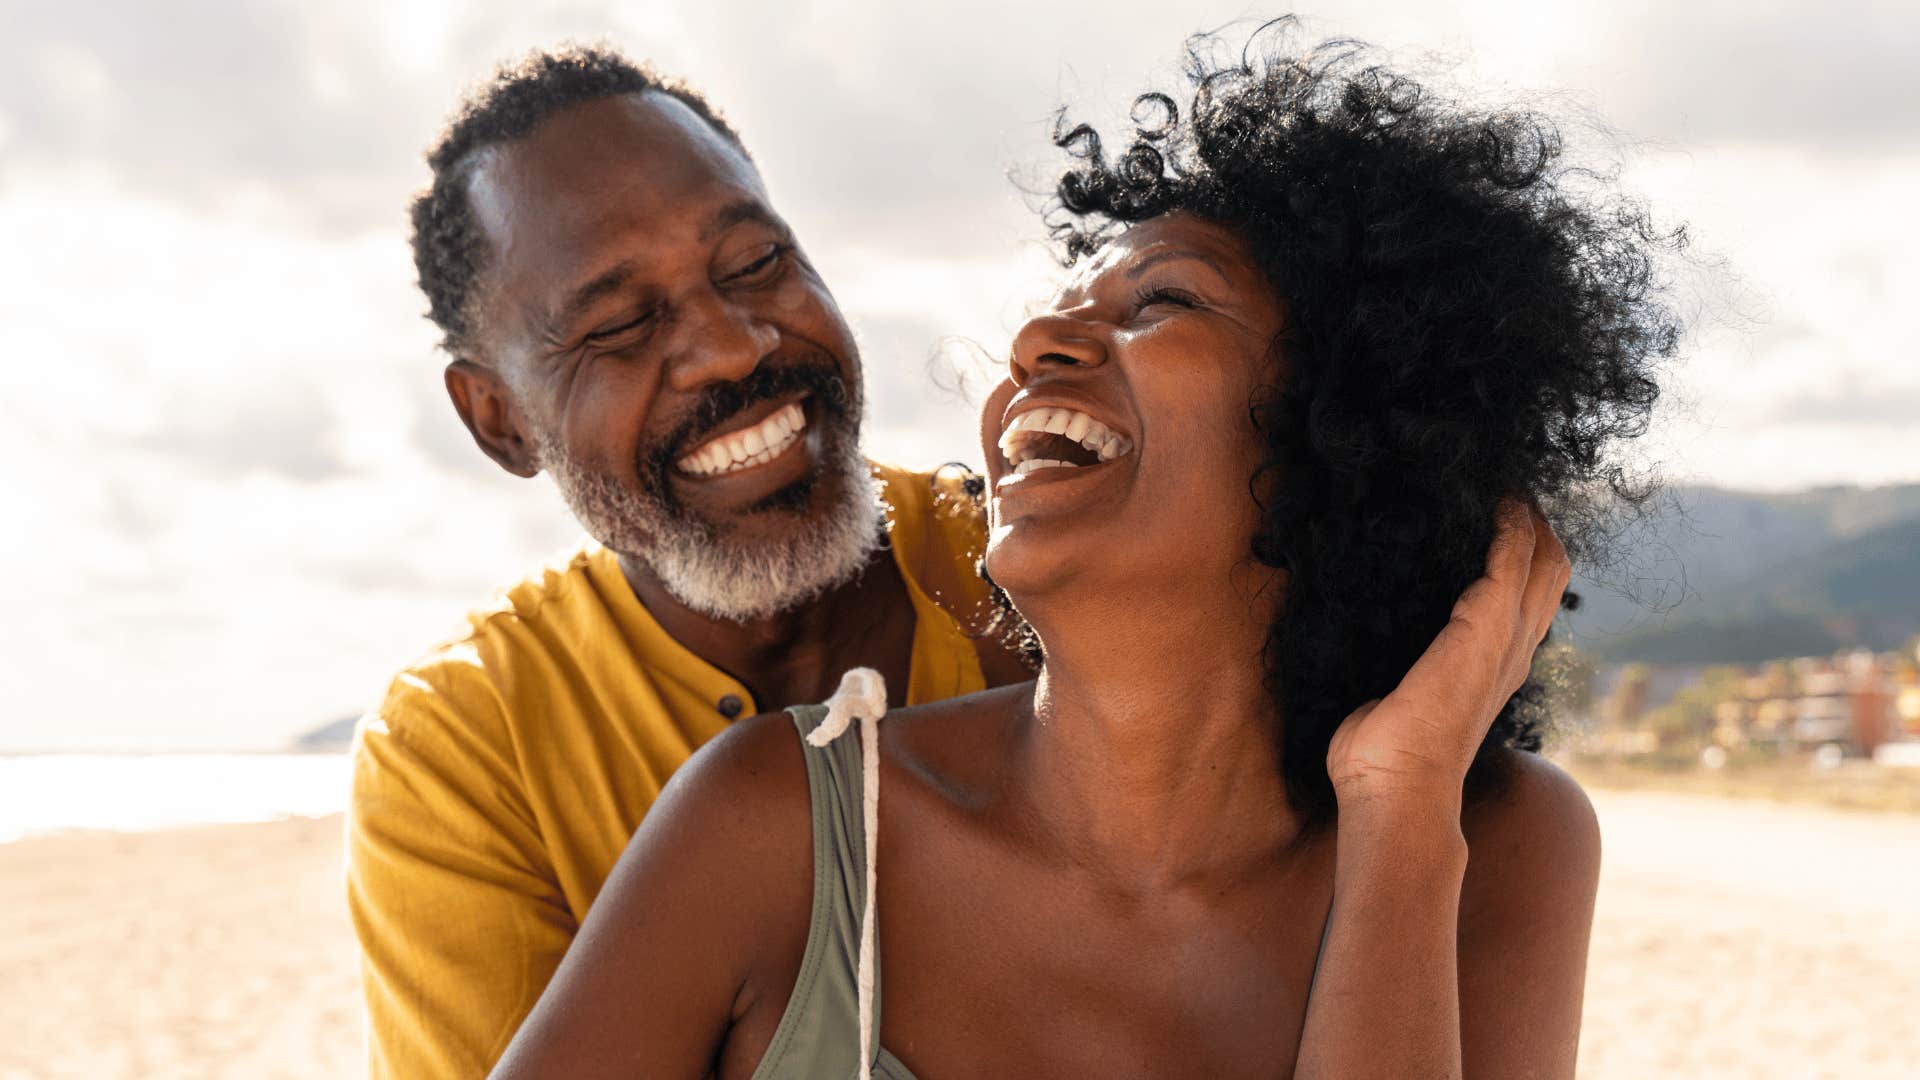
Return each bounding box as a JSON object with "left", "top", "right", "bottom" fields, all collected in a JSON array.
[{"left": 717, "top": 694, "right": 744, "bottom": 719}]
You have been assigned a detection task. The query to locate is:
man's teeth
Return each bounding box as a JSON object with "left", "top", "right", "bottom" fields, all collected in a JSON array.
[
  {"left": 997, "top": 406, "right": 1133, "bottom": 470},
  {"left": 677, "top": 402, "right": 807, "bottom": 477}
]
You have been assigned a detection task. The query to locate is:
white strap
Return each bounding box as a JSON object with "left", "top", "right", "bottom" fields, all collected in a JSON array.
[{"left": 805, "top": 667, "right": 887, "bottom": 1080}]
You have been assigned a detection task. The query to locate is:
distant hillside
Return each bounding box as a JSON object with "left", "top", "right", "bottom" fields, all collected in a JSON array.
[
  {"left": 1566, "top": 483, "right": 1920, "bottom": 663},
  {"left": 294, "top": 715, "right": 359, "bottom": 752}
]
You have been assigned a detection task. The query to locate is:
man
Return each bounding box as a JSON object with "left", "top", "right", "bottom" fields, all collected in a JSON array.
[{"left": 348, "top": 46, "right": 1024, "bottom": 1077}]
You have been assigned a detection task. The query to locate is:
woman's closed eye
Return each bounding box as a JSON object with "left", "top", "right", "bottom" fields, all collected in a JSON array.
[{"left": 1131, "top": 284, "right": 1205, "bottom": 313}]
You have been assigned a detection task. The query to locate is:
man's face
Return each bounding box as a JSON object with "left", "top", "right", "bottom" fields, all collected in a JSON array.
[{"left": 452, "top": 91, "right": 877, "bottom": 620}]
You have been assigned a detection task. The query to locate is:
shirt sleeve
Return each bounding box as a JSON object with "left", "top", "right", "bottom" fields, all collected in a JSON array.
[
  {"left": 346, "top": 668, "right": 576, "bottom": 1079},
  {"left": 920, "top": 464, "right": 995, "bottom": 628}
]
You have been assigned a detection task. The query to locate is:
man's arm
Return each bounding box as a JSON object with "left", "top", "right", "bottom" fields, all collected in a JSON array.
[
  {"left": 346, "top": 676, "right": 575, "bottom": 1079},
  {"left": 489, "top": 710, "right": 815, "bottom": 1079}
]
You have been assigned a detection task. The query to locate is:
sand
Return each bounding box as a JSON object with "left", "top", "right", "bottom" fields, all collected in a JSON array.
[
  {"left": 2, "top": 792, "right": 1915, "bottom": 1078},
  {"left": 0, "top": 816, "right": 361, "bottom": 1080},
  {"left": 1578, "top": 791, "right": 1920, "bottom": 1079}
]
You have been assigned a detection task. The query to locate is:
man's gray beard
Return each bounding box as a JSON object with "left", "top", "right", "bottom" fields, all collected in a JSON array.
[{"left": 535, "top": 429, "right": 883, "bottom": 624}]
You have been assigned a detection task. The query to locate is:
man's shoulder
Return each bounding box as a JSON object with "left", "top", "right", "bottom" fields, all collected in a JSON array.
[
  {"left": 873, "top": 460, "right": 985, "bottom": 528},
  {"left": 362, "top": 541, "right": 615, "bottom": 746},
  {"left": 873, "top": 460, "right": 992, "bottom": 616}
]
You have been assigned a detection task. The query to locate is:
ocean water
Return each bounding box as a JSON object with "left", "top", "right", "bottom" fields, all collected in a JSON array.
[{"left": 0, "top": 753, "right": 353, "bottom": 843}]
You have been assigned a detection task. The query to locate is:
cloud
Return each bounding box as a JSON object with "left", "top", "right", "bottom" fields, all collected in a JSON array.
[
  {"left": 114, "top": 374, "right": 354, "bottom": 483},
  {"left": 5, "top": 0, "right": 1916, "bottom": 254},
  {"left": 1581, "top": 2, "right": 1920, "bottom": 150},
  {"left": 6, "top": 0, "right": 1920, "bottom": 751},
  {"left": 1762, "top": 389, "right": 1920, "bottom": 429},
  {"left": 0, "top": 2, "right": 430, "bottom": 232}
]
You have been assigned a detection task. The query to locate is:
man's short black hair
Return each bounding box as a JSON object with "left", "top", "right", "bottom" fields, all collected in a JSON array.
[{"left": 409, "top": 45, "right": 746, "bottom": 358}]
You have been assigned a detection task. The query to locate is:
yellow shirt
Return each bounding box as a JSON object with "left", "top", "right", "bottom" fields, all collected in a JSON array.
[{"left": 347, "top": 463, "right": 992, "bottom": 1079}]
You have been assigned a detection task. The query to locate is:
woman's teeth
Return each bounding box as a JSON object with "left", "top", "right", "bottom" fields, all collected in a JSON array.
[
  {"left": 677, "top": 402, "right": 807, "bottom": 477},
  {"left": 998, "top": 406, "right": 1133, "bottom": 472},
  {"left": 1013, "top": 458, "right": 1077, "bottom": 476}
]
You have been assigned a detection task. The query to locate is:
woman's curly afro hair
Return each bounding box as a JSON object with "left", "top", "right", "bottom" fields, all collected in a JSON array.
[{"left": 1034, "top": 21, "right": 1680, "bottom": 820}]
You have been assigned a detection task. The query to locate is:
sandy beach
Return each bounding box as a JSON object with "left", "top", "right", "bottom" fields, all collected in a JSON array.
[
  {"left": 0, "top": 816, "right": 361, "bottom": 1080},
  {"left": 3, "top": 791, "right": 1916, "bottom": 1079},
  {"left": 1579, "top": 791, "right": 1920, "bottom": 1079}
]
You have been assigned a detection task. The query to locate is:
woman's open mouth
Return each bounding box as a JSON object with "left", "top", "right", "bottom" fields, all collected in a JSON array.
[{"left": 996, "top": 406, "right": 1134, "bottom": 480}]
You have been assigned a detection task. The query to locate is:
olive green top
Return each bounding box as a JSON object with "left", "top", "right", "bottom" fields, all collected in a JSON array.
[
  {"left": 751, "top": 705, "right": 916, "bottom": 1080},
  {"left": 754, "top": 703, "right": 1337, "bottom": 1078}
]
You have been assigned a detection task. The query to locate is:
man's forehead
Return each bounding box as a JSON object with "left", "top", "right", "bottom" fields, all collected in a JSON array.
[{"left": 464, "top": 91, "right": 768, "bottom": 268}]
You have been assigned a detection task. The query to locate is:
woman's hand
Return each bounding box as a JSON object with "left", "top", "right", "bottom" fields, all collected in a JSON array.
[{"left": 1325, "top": 498, "right": 1570, "bottom": 814}]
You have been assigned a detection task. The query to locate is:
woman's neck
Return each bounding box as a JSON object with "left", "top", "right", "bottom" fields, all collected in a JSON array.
[{"left": 1011, "top": 577, "right": 1307, "bottom": 891}]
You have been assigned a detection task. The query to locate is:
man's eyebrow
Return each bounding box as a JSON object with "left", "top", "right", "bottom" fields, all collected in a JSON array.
[
  {"left": 552, "top": 261, "right": 640, "bottom": 334},
  {"left": 1125, "top": 249, "right": 1232, "bottom": 284},
  {"left": 700, "top": 199, "right": 781, "bottom": 243}
]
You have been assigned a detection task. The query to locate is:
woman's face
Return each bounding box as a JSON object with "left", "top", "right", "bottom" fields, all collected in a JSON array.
[{"left": 981, "top": 212, "right": 1288, "bottom": 615}]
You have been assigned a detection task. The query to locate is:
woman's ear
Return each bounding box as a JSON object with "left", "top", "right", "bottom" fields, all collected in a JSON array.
[{"left": 444, "top": 359, "right": 540, "bottom": 478}]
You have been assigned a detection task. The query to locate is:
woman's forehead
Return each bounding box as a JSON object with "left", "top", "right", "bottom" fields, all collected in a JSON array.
[{"left": 1054, "top": 214, "right": 1258, "bottom": 300}]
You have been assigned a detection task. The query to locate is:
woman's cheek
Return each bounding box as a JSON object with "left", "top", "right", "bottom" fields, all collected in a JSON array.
[{"left": 979, "top": 376, "right": 1019, "bottom": 465}]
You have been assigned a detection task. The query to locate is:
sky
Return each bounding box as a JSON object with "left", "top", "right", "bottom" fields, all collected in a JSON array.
[{"left": 3, "top": 0, "right": 1917, "bottom": 750}]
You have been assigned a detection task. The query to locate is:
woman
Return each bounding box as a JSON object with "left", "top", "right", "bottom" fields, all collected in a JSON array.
[{"left": 494, "top": 24, "right": 1674, "bottom": 1079}]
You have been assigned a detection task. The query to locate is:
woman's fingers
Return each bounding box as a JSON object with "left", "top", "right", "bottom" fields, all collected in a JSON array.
[
  {"left": 1331, "top": 499, "right": 1576, "bottom": 794},
  {"left": 1441, "top": 498, "right": 1540, "bottom": 697},
  {"left": 1482, "top": 497, "right": 1540, "bottom": 601},
  {"left": 1434, "top": 499, "right": 1536, "bottom": 658},
  {"left": 1390, "top": 499, "right": 1556, "bottom": 723},
  {"left": 1518, "top": 503, "right": 1571, "bottom": 648}
]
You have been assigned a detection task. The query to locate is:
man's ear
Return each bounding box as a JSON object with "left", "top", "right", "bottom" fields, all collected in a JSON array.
[{"left": 445, "top": 359, "right": 541, "bottom": 478}]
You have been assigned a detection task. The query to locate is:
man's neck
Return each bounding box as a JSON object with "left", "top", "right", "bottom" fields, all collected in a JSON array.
[{"left": 618, "top": 543, "right": 917, "bottom": 711}]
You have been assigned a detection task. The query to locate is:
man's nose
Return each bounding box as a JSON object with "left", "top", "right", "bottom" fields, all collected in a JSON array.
[
  {"left": 664, "top": 293, "right": 780, "bottom": 393},
  {"left": 1007, "top": 310, "right": 1109, "bottom": 387}
]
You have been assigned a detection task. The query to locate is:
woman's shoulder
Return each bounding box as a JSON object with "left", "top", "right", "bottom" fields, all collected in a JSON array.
[
  {"left": 612, "top": 708, "right": 819, "bottom": 950},
  {"left": 883, "top": 680, "right": 1037, "bottom": 795},
  {"left": 1457, "top": 748, "right": 1602, "bottom": 930},
  {"left": 660, "top": 707, "right": 818, "bottom": 832},
  {"left": 681, "top": 680, "right": 1035, "bottom": 819}
]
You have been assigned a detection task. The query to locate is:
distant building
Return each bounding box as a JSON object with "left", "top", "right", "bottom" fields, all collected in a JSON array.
[{"left": 1584, "top": 646, "right": 1916, "bottom": 760}]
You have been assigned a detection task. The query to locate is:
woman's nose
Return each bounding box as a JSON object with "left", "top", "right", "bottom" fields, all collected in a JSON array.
[{"left": 1007, "top": 311, "right": 1109, "bottom": 387}]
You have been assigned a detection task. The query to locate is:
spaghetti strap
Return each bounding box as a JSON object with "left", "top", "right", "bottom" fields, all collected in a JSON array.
[
  {"left": 804, "top": 669, "right": 888, "bottom": 1080},
  {"left": 751, "top": 672, "right": 918, "bottom": 1080}
]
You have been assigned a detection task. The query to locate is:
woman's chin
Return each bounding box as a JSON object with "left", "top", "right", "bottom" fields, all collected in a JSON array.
[
  {"left": 982, "top": 529, "right": 1074, "bottom": 605},
  {"left": 981, "top": 523, "right": 1129, "bottom": 611}
]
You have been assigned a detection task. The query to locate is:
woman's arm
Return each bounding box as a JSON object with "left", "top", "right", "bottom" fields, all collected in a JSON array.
[
  {"left": 1295, "top": 501, "right": 1595, "bottom": 1079},
  {"left": 489, "top": 712, "right": 815, "bottom": 1080},
  {"left": 1457, "top": 753, "right": 1602, "bottom": 1076},
  {"left": 1295, "top": 793, "right": 1471, "bottom": 1078}
]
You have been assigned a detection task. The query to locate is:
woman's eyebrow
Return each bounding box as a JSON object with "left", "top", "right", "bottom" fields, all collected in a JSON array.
[{"left": 1124, "top": 249, "right": 1232, "bottom": 286}]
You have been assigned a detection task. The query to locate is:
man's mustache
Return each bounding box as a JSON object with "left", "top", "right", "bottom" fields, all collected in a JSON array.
[{"left": 638, "top": 356, "right": 856, "bottom": 479}]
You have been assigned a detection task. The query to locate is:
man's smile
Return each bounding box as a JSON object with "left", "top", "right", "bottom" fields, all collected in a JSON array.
[{"left": 675, "top": 396, "right": 810, "bottom": 477}]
